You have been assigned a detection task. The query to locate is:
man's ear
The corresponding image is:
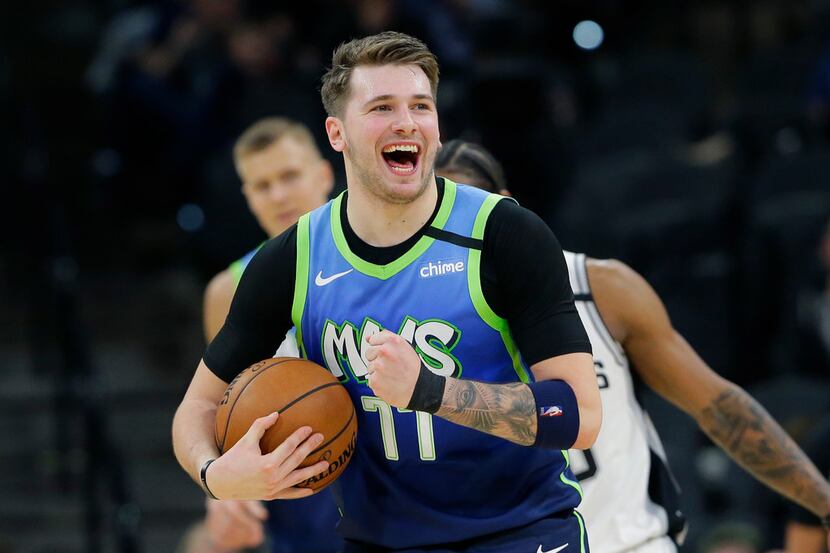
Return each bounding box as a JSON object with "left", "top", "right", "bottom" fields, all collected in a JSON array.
[{"left": 325, "top": 117, "right": 345, "bottom": 153}]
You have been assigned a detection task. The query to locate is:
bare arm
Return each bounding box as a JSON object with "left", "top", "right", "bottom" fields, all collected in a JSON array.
[
  {"left": 435, "top": 352, "right": 601, "bottom": 448},
  {"left": 203, "top": 270, "right": 236, "bottom": 343},
  {"left": 435, "top": 380, "right": 536, "bottom": 446},
  {"left": 588, "top": 258, "right": 830, "bottom": 520},
  {"left": 197, "top": 271, "right": 269, "bottom": 551},
  {"left": 172, "top": 360, "right": 230, "bottom": 484},
  {"left": 365, "top": 330, "right": 600, "bottom": 447}
]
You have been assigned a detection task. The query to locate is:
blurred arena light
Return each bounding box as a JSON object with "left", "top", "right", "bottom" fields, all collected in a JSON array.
[
  {"left": 177, "top": 204, "right": 205, "bottom": 232},
  {"left": 573, "top": 20, "right": 604, "bottom": 51}
]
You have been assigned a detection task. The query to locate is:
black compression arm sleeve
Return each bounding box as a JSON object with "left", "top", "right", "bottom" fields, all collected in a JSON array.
[
  {"left": 481, "top": 200, "right": 591, "bottom": 365},
  {"left": 203, "top": 227, "right": 298, "bottom": 382}
]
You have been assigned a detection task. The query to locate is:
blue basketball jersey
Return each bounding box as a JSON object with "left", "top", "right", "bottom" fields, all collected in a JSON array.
[
  {"left": 264, "top": 499, "right": 342, "bottom": 553},
  {"left": 231, "top": 248, "right": 343, "bottom": 553},
  {"left": 292, "top": 180, "right": 583, "bottom": 549}
]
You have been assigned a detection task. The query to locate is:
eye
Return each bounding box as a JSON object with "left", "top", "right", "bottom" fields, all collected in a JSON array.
[
  {"left": 372, "top": 104, "right": 392, "bottom": 112},
  {"left": 413, "top": 103, "right": 431, "bottom": 110},
  {"left": 251, "top": 181, "right": 269, "bottom": 192},
  {"left": 281, "top": 170, "right": 300, "bottom": 184}
]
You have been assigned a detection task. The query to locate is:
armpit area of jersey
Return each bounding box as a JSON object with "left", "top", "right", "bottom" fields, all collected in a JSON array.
[{"left": 204, "top": 228, "right": 299, "bottom": 383}]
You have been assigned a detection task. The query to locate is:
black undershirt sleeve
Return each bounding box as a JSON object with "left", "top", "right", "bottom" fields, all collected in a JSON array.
[
  {"left": 203, "top": 226, "right": 298, "bottom": 383},
  {"left": 480, "top": 199, "right": 592, "bottom": 366}
]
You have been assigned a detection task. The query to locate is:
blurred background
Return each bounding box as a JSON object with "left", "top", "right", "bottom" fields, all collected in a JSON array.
[{"left": 3, "top": 0, "right": 830, "bottom": 551}]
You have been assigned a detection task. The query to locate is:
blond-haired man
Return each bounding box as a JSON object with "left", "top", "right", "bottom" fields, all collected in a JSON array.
[{"left": 181, "top": 117, "right": 340, "bottom": 553}]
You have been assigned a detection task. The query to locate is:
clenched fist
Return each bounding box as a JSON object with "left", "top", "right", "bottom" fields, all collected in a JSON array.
[{"left": 363, "top": 330, "right": 422, "bottom": 408}]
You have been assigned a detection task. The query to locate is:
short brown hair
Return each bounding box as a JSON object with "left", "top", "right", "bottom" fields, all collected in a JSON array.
[
  {"left": 320, "top": 31, "right": 440, "bottom": 117},
  {"left": 233, "top": 117, "right": 320, "bottom": 165}
]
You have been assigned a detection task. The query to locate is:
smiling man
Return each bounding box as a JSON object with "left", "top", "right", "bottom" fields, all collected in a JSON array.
[{"left": 172, "top": 32, "right": 601, "bottom": 553}]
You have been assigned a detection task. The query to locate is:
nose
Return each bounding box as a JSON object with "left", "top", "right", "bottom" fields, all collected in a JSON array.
[
  {"left": 268, "top": 182, "right": 288, "bottom": 202},
  {"left": 392, "top": 108, "right": 417, "bottom": 134}
]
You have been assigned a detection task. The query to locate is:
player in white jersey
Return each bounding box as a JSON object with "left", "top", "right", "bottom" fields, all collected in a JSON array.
[
  {"left": 563, "top": 251, "right": 683, "bottom": 553},
  {"left": 435, "top": 139, "right": 830, "bottom": 553}
]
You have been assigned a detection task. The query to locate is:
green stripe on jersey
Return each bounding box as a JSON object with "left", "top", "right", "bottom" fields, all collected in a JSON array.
[
  {"left": 467, "top": 194, "right": 530, "bottom": 382},
  {"left": 229, "top": 258, "right": 246, "bottom": 286},
  {"left": 559, "top": 450, "right": 584, "bottom": 500},
  {"left": 574, "top": 509, "right": 587, "bottom": 553},
  {"left": 292, "top": 214, "right": 311, "bottom": 358},
  {"left": 329, "top": 180, "right": 457, "bottom": 280}
]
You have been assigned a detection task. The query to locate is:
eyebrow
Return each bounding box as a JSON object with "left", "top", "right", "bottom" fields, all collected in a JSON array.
[{"left": 363, "top": 94, "right": 435, "bottom": 107}]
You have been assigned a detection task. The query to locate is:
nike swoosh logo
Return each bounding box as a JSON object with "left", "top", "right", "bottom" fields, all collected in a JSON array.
[
  {"left": 536, "top": 544, "right": 568, "bottom": 553},
  {"left": 315, "top": 269, "right": 353, "bottom": 286}
]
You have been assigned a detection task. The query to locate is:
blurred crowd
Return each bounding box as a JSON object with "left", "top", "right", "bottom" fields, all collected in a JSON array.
[{"left": 5, "top": 0, "right": 830, "bottom": 551}]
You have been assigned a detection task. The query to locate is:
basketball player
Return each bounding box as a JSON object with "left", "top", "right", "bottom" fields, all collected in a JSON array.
[
  {"left": 186, "top": 118, "right": 340, "bottom": 553},
  {"left": 435, "top": 139, "right": 830, "bottom": 553},
  {"left": 173, "top": 31, "right": 602, "bottom": 552}
]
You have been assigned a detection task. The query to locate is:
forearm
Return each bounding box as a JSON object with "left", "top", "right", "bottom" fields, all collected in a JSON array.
[
  {"left": 434, "top": 378, "right": 537, "bottom": 446},
  {"left": 698, "top": 385, "right": 830, "bottom": 518},
  {"left": 173, "top": 397, "right": 222, "bottom": 483}
]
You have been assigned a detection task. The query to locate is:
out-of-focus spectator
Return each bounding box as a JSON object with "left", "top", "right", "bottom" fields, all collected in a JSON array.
[
  {"left": 87, "top": 0, "right": 243, "bottom": 230},
  {"left": 222, "top": 11, "right": 323, "bottom": 135}
]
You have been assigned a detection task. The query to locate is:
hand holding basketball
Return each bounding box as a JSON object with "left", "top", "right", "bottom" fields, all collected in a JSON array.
[
  {"left": 364, "top": 330, "right": 422, "bottom": 408},
  {"left": 212, "top": 358, "right": 358, "bottom": 499},
  {"left": 206, "top": 412, "right": 328, "bottom": 501}
]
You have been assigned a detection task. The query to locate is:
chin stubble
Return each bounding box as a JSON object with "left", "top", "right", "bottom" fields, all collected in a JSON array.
[{"left": 350, "top": 146, "right": 436, "bottom": 205}]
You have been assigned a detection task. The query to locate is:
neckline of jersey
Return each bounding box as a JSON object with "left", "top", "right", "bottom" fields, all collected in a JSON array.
[{"left": 330, "top": 178, "right": 457, "bottom": 280}]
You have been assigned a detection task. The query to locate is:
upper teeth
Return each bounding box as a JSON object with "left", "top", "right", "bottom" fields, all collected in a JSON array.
[{"left": 383, "top": 144, "right": 419, "bottom": 154}]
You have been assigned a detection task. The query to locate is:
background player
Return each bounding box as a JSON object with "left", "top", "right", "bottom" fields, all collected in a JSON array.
[
  {"left": 184, "top": 117, "right": 339, "bottom": 553},
  {"left": 435, "top": 139, "right": 830, "bottom": 553},
  {"left": 173, "top": 31, "right": 602, "bottom": 552}
]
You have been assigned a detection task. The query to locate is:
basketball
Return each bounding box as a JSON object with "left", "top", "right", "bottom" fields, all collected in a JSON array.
[{"left": 214, "top": 357, "right": 357, "bottom": 492}]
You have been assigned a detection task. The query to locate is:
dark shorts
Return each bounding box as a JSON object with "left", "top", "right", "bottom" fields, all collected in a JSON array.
[{"left": 341, "top": 510, "right": 589, "bottom": 553}]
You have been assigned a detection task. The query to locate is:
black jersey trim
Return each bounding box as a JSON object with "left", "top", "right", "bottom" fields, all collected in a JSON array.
[
  {"left": 574, "top": 293, "right": 593, "bottom": 302},
  {"left": 423, "top": 226, "right": 483, "bottom": 250},
  {"left": 585, "top": 300, "right": 626, "bottom": 367},
  {"left": 576, "top": 253, "right": 626, "bottom": 366},
  {"left": 647, "top": 449, "right": 687, "bottom": 544}
]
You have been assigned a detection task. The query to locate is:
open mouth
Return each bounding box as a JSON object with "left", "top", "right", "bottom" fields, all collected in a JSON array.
[{"left": 381, "top": 143, "right": 420, "bottom": 176}]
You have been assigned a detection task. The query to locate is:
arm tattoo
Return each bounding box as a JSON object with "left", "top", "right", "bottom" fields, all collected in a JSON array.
[
  {"left": 434, "top": 379, "right": 537, "bottom": 446},
  {"left": 699, "top": 386, "right": 830, "bottom": 517}
]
